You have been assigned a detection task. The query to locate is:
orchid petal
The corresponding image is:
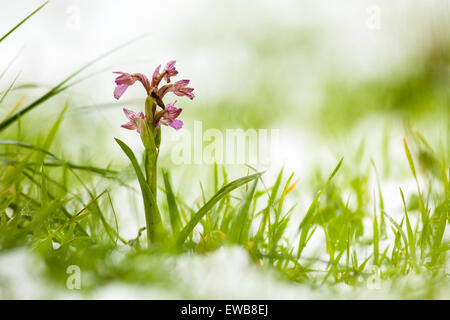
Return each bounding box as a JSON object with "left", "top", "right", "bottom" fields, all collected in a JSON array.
[
  {"left": 152, "top": 64, "right": 161, "bottom": 86},
  {"left": 163, "top": 60, "right": 178, "bottom": 82},
  {"left": 121, "top": 121, "right": 137, "bottom": 130},
  {"left": 114, "top": 84, "right": 129, "bottom": 100},
  {"left": 169, "top": 119, "right": 183, "bottom": 130}
]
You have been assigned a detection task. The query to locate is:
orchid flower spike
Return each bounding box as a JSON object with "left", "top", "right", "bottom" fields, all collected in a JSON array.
[{"left": 115, "top": 60, "right": 193, "bottom": 133}]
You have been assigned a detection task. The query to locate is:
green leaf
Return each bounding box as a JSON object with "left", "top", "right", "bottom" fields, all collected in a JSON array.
[
  {"left": 373, "top": 195, "right": 379, "bottom": 265},
  {"left": 256, "top": 168, "right": 283, "bottom": 239},
  {"left": 177, "top": 171, "right": 263, "bottom": 246},
  {"left": 0, "top": 2, "right": 48, "bottom": 43},
  {"left": 0, "top": 36, "right": 146, "bottom": 132},
  {"left": 327, "top": 157, "right": 344, "bottom": 184},
  {"left": 297, "top": 190, "right": 320, "bottom": 257},
  {"left": 162, "top": 169, "right": 181, "bottom": 234},
  {"left": 371, "top": 158, "right": 385, "bottom": 230},
  {"left": 297, "top": 157, "right": 343, "bottom": 257},
  {"left": 403, "top": 137, "right": 429, "bottom": 251},
  {"left": 0, "top": 140, "right": 118, "bottom": 177},
  {"left": 229, "top": 179, "right": 258, "bottom": 245},
  {"left": 430, "top": 201, "right": 447, "bottom": 264},
  {"left": 400, "top": 188, "right": 415, "bottom": 260},
  {"left": 115, "top": 138, "right": 163, "bottom": 244},
  {"left": 0, "top": 73, "right": 20, "bottom": 105},
  {"left": 383, "top": 211, "right": 408, "bottom": 254},
  {"left": 34, "top": 101, "right": 69, "bottom": 169}
]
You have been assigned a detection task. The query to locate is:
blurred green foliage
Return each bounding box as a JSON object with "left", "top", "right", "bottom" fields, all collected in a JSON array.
[{"left": 0, "top": 3, "right": 448, "bottom": 299}]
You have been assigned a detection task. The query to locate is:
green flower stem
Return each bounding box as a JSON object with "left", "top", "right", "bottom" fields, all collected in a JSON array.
[
  {"left": 144, "top": 145, "right": 159, "bottom": 243},
  {"left": 141, "top": 96, "right": 164, "bottom": 245}
]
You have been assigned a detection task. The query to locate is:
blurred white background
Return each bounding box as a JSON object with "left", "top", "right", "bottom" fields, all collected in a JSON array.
[{"left": 2, "top": 0, "right": 448, "bottom": 102}]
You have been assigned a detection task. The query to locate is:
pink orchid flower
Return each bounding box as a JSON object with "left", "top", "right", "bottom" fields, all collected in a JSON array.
[
  {"left": 171, "top": 79, "right": 194, "bottom": 99},
  {"left": 151, "top": 64, "right": 161, "bottom": 87},
  {"left": 114, "top": 72, "right": 151, "bottom": 99},
  {"left": 162, "top": 60, "right": 178, "bottom": 83},
  {"left": 156, "top": 101, "right": 183, "bottom": 130},
  {"left": 151, "top": 60, "right": 179, "bottom": 87},
  {"left": 158, "top": 80, "right": 195, "bottom": 100},
  {"left": 121, "top": 108, "right": 145, "bottom": 132}
]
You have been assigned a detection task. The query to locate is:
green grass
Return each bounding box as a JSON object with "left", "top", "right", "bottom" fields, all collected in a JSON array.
[
  {"left": 1, "top": 118, "right": 447, "bottom": 297},
  {"left": 0, "top": 3, "right": 448, "bottom": 299}
]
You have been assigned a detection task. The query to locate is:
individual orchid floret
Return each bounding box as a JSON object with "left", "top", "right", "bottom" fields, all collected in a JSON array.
[
  {"left": 158, "top": 79, "right": 195, "bottom": 100},
  {"left": 171, "top": 79, "right": 194, "bottom": 99},
  {"left": 156, "top": 101, "right": 183, "bottom": 130},
  {"left": 121, "top": 108, "right": 145, "bottom": 132},
  {"left": 157, "top": 84, "right": 171, "bottom": 99},
  {"left": 113, "top": 72, "right": 151, "bottom": 99},
  {"left": 162, "top": 60, "right": 178, "bottom": 83},
  {"left": 151, "top": 60, "right": 179, "bottom": 87},
  {"left": 151, "top": 64, "right": 162, "bottom": 87}
]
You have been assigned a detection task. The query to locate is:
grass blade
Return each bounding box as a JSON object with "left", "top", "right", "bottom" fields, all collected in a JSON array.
[
  {"left": 229, "top": 179, "right": 258, "bottom": 245},
  {"left": 383, "top": 211, "right": 408, "bottom": 254},
  {"left": 0, "top": 140, "right": 118, "bottom": 177},
  {"left": 162, "top": 169, "right": 181, "bottom": 234},
  {"left": 373, "top": 192, "right": 379, "bottom": 265},
  {"left": 399, "top": 187, "right": 415, "bottom": 261},
  {"left": 0, "top": 2, "right": 48, "bottom": 43},
  {"left": 297, "top": 158, "right": 343, "bottom": 257},
  {"left": 0, "top": 36, "right": 147, "bottom": 131},
  {"left": 256, "top": 168, "right": 283, "bottom": 239},
  {"left": 0, "top": 73, "right": 20, "bottom": 104},
  {"left": 177, "top": 172, "right": 263, "bottom": 246}
]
